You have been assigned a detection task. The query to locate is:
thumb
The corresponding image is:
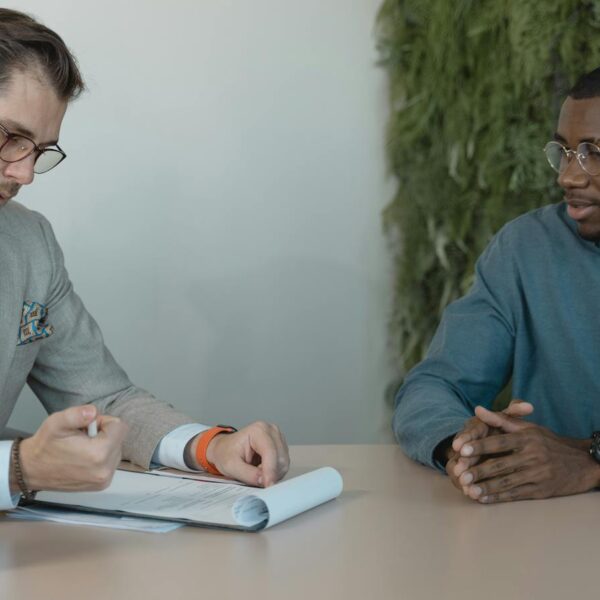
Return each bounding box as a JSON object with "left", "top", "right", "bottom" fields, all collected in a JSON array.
[
  {"left": 503, "top": 399, "right": 534, "bottom": 417},
  {"left": 50, "top": 404, "right": 97, "bottom": 434},
  {"left": 474, "top": 405, "right": 529, "bottom": 433}
]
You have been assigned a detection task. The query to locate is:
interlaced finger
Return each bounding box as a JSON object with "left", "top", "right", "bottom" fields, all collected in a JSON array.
[
  {"left": 461, "top": 452, "right": 528, "bottom": 486},
  {"left": 478, "top": 483, "right": 539, "bottom": 504},
  {"left": 452, "top": 419, "right": 489, "bottom": 452},
  {"left": 460, "top": 431, "right": 526, "bottom": 458}
]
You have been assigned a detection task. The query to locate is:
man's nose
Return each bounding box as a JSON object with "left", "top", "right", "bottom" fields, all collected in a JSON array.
[
  {"left": 557, "top": 153, "right": 588, "bottom": 189},
  {"left": 1, "top": 155, "right": 35, "bottom": 185}
]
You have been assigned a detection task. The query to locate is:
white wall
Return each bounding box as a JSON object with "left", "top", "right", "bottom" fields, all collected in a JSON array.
[{"left": 8, "top": 0, "right": 394, "bottom": 443}]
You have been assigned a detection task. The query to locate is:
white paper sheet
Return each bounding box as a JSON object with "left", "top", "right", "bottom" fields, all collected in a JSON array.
[
  {"left": 5, "top": 505, "right": 183, "bottom": 533},
  {"left": 233, "top": 467, "right": 343, "bottom": 528}
]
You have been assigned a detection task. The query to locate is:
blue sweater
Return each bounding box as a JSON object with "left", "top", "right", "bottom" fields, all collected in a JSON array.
[{"left": 393, "top": 202, "right": 600, "bottom": 470}]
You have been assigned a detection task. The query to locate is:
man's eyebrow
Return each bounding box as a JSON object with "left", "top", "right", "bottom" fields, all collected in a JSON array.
[
  {"left": 1, "top": 118, "right": 58, "bottom": 146},
  {"left": 553, "top": 132, "right": 600, "bottom": 146}
]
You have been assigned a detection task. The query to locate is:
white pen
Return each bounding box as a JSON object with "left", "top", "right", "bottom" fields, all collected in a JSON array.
[{"left": 87, "top": 419, "right": 98, "bottom": 438}]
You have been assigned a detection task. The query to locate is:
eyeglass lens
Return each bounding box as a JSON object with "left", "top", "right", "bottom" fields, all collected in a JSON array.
[
  {"left": 33, "top": 150, "right": 65, "bottom": 174},
  {"left": 0, "top": 128, "right": 65, "bottom": 174},
  {"left": 544, "top": 141, "right": 600, "bottom": 176}
]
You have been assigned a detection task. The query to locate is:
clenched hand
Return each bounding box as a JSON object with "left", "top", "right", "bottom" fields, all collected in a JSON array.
[
  {"left": 200, "top": 421, "right": 290, "bottom": 487},
  {"left": 15, "top": 404, "right": 127, "bottom": 493}
]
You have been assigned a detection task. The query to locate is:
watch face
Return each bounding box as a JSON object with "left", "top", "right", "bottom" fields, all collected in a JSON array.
[{"left": 591, "top": 433, "right": 600, "bottom": 464}]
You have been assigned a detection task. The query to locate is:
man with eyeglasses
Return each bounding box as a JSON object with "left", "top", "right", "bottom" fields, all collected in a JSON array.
[
  {"left": 394, "top": 67, "right": 600, "bottom": 504},
  {"left": 0, "top": 9, "right": 289, "bottom": 509}
]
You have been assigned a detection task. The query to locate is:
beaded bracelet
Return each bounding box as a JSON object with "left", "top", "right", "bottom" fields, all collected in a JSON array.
[{"left": 11, "top": 437, "right": 37, "bottom": 501}]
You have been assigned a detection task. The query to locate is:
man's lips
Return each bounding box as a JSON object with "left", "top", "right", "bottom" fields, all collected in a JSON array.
[{"left": 565, "top": 196, "right": 600, "bottom": 221}]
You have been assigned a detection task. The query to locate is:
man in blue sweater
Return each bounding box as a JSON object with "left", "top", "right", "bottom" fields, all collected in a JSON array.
[{"left": 394, "top": 67, "right": 600, "bottom": 504}]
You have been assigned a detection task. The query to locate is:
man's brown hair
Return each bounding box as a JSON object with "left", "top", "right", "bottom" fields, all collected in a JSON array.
[{"left": 0, "top": 8, "right": 84, "bottom": 101}]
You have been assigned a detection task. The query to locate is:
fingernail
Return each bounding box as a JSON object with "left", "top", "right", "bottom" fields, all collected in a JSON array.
[
  {"left": 470, "top": 486, "right": 482, "bottom": 498},
  {"left": 257, "top": 476, "right": 263, "bottom": 486},
  {"left": 461, "top": 445, "right": 473, "bottom": 456},
  {"left": 480, "top": 496, "right": 489, "bottom": 503},
  {"left": 461, "top": 472, "right": 473, "bottom": 485},
  {"left": 82, "top": 406, "right": 95, "bottom": 418}
]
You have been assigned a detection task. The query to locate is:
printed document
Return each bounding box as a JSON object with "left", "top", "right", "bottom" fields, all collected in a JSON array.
[{"left": 33, "top": 467, "right": 343, "bottom": 531}]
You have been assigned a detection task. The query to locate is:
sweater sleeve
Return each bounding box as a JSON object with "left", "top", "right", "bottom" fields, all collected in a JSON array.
[{"left": 393, "top": 226, "right": 520, "bottom": 471}]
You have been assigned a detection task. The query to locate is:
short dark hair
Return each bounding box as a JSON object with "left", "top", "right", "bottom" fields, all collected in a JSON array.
[
  {"left": 568, "top": 67, "right": 600, "bottom": 100},
  {"left": 0, "top": 8, "right": 84, "bottom": 101}
]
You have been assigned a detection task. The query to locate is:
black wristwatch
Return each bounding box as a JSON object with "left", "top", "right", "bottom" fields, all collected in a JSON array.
[{"left": 589, "top": 431, "right": 600, "bottom": 464}]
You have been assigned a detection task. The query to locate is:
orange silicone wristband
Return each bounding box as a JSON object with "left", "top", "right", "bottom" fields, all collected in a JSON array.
[{"left": 195, "top": 426, "right": 235, "bottom": 476}]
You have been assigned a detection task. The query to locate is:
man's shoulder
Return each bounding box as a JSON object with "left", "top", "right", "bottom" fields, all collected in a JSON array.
[
  {"left": 0, "top": 201, "right": 57, "bottom": 272},
  {"left": 494, "top": 203, "right": 567, "bottom": 248},
  {"left": 0, "top": 200, "right": 51, "bottom": 242},
  {"left": 476, "top": 203, "right": 568, "bottom": 273}
]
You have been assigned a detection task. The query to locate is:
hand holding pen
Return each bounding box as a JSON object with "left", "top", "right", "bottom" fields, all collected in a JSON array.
[{"left": 14, "top": 404, "right": 127, "bottom": 494}]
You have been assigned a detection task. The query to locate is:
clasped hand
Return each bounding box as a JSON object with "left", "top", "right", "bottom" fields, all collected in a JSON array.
[{"left": 446, "top": 401, "right": 600, "bottom": 503}]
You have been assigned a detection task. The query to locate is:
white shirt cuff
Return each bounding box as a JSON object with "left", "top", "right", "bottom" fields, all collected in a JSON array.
[
  {"left": 151, "top": 423, "right": 211, "bottom": 472},
  {"left": 0, "top": 441, "right": 20, "bottom": 510}
]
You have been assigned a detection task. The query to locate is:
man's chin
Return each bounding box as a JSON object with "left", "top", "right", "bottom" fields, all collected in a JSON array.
[{"left": 576, "top": 223, "right": 600, "bottom": 242}]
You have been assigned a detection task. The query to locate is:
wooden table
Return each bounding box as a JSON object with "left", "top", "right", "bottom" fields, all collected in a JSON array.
[{"left": 0, "top": 445, "right": 594, "bottom": 599}]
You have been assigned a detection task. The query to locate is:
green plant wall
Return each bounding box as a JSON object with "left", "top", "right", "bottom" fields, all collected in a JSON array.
[{"left": 377, "top": 0, "right": 600, "bottom": 375}]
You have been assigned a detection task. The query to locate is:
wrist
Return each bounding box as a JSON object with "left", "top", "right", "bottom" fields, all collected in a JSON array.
[
  {"left": 568, "top": 437, "right": 591, "bottom": 452},
  {"left": 183, "top": 431, "right": 227, "bottom": 471},
  {"left": 585, "top": 436, "right": 600, "bottom": 489},
  {"left": 183, "top": 435, "right": 200, "bottom": 470},
  {"left": 433, "top": 435, "right": 455, "bottom": 467},
  {"left": 193, "top": 426, "right": 237, "bottom": 476},
  {"left": 183, "top": 432, "right": 226, "bottom": 470},
  {"left": 585, "top": 455, "right": 600, "bottom": 490},
  {"left": 205, "top": 433, "right": 224, "bottom": 466},
  {"left": 9, "top": 445, "right": 19, "bottom": 494},
  {"left": 10, "top": 438, "right": 39, "bottom": 499}
]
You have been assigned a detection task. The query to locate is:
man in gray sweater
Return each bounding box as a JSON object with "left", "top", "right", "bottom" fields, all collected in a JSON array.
[
  {"left": 394, "top": 67, "right": 600, "bottom": 504},
  {"left": 0, "top": 9, "right": 288, "bottom": 509}
]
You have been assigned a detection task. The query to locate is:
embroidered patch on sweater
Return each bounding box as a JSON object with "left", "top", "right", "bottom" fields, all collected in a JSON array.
[{"left": 17, "top": 300, "right": 54, "bottom": 346}]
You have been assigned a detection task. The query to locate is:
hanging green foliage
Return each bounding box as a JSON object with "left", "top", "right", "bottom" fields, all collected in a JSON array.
[{"left": 376, "top": 0, "right": 600, "bottom": 374}]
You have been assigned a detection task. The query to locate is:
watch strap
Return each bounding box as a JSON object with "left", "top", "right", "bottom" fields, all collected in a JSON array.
[
  {"left": 195, "top": 426, "right": 237, "bottom": 476},
  {"left": 589, "top": 431, "right": 600, "bottom": 463}
]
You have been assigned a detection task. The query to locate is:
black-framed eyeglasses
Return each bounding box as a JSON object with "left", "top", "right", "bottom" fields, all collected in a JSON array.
[
  {"left": 544, "top": 140, "right": 600, "bottom": 177},
  {"left": 0, "top": 123, "right": 66, "bottom": 174}
]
